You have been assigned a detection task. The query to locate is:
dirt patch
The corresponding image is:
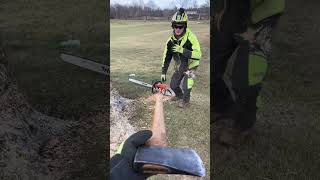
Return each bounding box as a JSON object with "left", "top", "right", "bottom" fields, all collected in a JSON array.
[
  {"left": 0, "top": 63, "right": 71, "bottom": 179},
  {"left": 0, "top": 61, "right": 107, "bottom": 179}
]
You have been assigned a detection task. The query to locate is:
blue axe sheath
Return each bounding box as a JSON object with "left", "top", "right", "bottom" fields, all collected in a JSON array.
[{"left": 133, "top": 94, "right": 206, "bottom": 177}]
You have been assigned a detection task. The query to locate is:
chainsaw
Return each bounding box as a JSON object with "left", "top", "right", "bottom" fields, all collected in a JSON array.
[{"left": 128, "top": 74, "right": 175, "bottom": 97}]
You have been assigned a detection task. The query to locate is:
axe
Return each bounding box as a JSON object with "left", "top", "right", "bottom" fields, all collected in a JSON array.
[{"left": 133, "top": 93, "right": 205, "bottom": 177}]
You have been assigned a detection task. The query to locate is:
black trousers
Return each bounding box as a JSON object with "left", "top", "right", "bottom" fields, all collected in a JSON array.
[
  {"left": 212, "top": 16, "right": 279, "bottom": 131},
  {"left": 170, "top": 60, "right": 192, "bottom": 103},
  {"left": 212, "top": 31, "right": 261, "bottom": 131},
  {"left": 212, "top": 31, "right": 237, "bottom": 114}
]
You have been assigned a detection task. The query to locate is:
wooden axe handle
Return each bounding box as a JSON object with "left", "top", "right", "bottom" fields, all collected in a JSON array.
[
  {"left": 145, "top": 93, "right": 167, "bottom": 147},
  {"left": 143, "top": 93, "right": 170, "bottom": 173}
]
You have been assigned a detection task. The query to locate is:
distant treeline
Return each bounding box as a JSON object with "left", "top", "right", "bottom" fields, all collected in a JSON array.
[{"left": 110, "top": 1, "right": 210, "bottom": 20}]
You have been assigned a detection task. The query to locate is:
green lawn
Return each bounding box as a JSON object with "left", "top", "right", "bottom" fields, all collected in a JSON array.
[{"left": 111, "top": 20, "right": 211, "bottom": 180}]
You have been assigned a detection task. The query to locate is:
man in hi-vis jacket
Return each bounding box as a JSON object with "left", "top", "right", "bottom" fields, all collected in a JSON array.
[
  {"left": 161, "top": 8, "right": 201, "bottom": 108},
  {"left": 212, "top": 0, "right": 285, "bottom": 146}
]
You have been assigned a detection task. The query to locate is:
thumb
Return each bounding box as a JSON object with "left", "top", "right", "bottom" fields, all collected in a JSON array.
[
  {"left": 120, "top": 130, "right": 153, "bottom": 163},
  {"left": 126, "top": 130, "right": 153, "bottom": 147}
]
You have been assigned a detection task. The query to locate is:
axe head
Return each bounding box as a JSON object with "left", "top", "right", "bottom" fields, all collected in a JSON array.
[{"left": 134, "top": 146, "right": 205, "bottom": 177}]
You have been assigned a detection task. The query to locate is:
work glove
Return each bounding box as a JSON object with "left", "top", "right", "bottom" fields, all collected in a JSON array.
[
  {"left": 117, "top": 130, "right": 152, "bottom": 162},
  {"left": 160, "top": 74, "right": 166, "bottom": 82},
  {"left": 172, "top": 44, "right": 184, "bottom": 54},
  {"left": 110, "top": 130, "right": 153, "bottom": 180}
]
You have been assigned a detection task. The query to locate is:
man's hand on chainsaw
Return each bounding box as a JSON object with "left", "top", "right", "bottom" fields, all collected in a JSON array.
[{"left": 111, "top": 130, "right": 153, "bottom": 180}]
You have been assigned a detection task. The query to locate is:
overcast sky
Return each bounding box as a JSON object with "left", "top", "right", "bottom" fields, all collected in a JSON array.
[{"left": 110, "top": 0, "right": 208, "bottom": 9}]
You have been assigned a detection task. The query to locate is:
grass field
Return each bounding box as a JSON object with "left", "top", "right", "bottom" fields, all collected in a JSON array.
[
  {"left": 111, "top": 20, "right": 210, "bottom": 180},
  {"left": 212, "top": 1, "right": 320, "bottom": 179}
]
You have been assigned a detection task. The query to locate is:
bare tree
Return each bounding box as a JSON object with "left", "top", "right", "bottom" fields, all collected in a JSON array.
[
  {"left": 110, "top": 0, "right": 209, "bottom": 20},
  {"left": 174, "top": 0, "right": 191, "bottom": 9},
  {"left": 191, "top": 0, "right": 198, "bottom": 9},
  {"left": 205, "top": 0, "right": 210, "bottom": 7},
  {"left": 169, "top": 0, "right": 177, "bottom": 9},
  {"left": 146, "top": 0, "right": 157, "bottom": 10},
  {"left": 138, "top": 0, "right": 144, "bottom": 9}
]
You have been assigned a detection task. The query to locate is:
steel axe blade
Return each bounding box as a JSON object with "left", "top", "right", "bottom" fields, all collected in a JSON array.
[{"left": 134, "top": 146, "right": 205, "bottom": 177}]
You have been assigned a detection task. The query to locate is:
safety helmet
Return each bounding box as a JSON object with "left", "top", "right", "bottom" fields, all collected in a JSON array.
[{"left": 171, "top": 8, "right": 188, "bottom": 28}]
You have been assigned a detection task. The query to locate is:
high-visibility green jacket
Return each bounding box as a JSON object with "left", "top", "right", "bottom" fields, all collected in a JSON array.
[
  {"left": 213, "top": 0, "right": 285, "bottom": 32},
  {"left": 161, "top": 28, "right": 201, "bottom": 74}
]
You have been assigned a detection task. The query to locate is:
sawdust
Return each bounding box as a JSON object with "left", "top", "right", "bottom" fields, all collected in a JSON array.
[
  {"left": 0, "top": 63, "right": 72, "bottom": 179},
  {"left": 0, "top": 62, "right": 107, "bottom": 179},
  {"left": 110, "top": 86, "right": 136, "bottom": 157}
]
